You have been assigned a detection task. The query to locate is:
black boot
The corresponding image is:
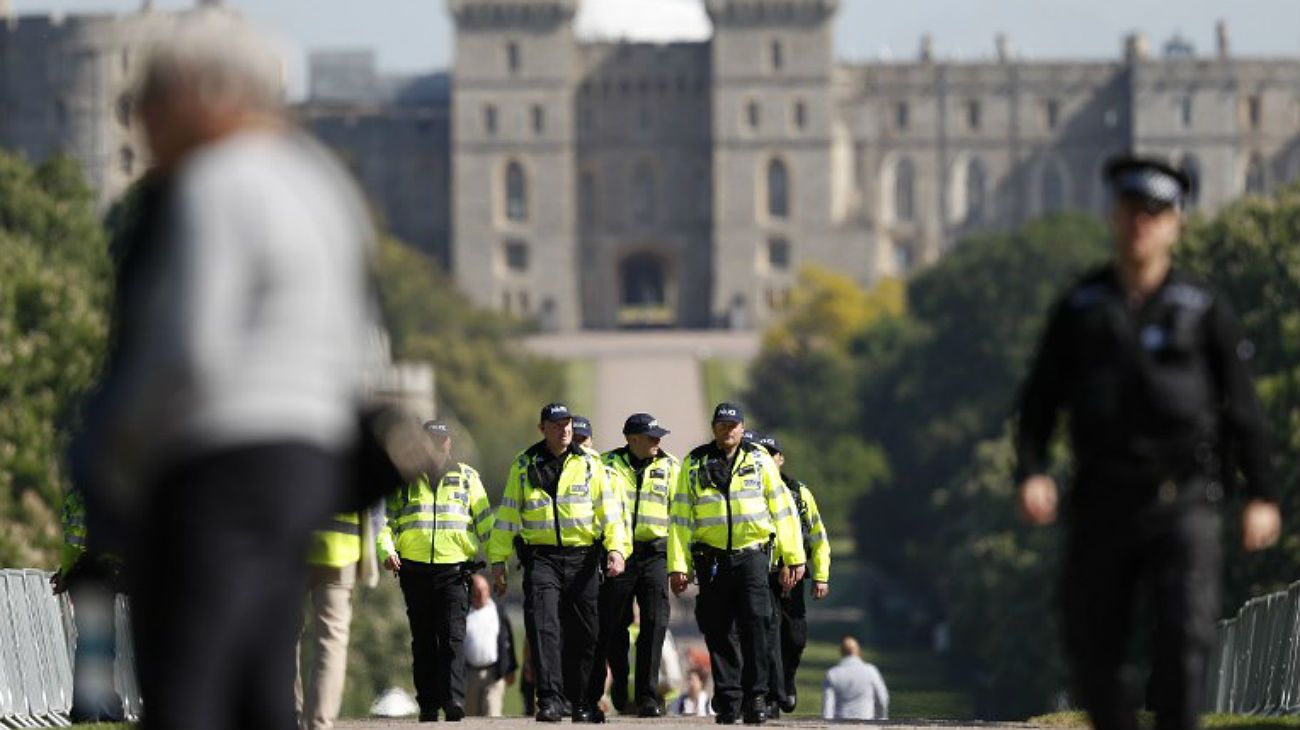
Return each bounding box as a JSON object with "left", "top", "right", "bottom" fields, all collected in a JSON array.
[
  {"left": 536, "top": 704, "right": 565, "bottom": 723},
  {"left": 743, "top": 698, "right": 767, "bottom": 725},
  {"left": 444, "top": 704, "right": 465, "bottom": 721},
  {"left": 573, "top": 705, "right": 607, "bottom": 723}
]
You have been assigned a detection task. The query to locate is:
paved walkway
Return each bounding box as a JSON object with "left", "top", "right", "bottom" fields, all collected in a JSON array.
[{"left": 338, "top": 720, "right": 1040, "bottom": 729}]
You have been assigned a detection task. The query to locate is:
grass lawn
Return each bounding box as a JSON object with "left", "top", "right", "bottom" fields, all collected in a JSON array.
[{"left": 1029, "top": 712, "right": 1300, "bottom": 729}]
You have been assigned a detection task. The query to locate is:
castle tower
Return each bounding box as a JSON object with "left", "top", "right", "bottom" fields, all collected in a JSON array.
[
  {"left": 449, "top": 0, "right": 580, "bottom": 331},
  {"left": 706, "top": 0, "right": 839, "bottom": 328}
]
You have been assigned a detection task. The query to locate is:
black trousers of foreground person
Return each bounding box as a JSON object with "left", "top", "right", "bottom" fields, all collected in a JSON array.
[
  {"left": 131, "top": 443, "right": 343, "bottom": 730},
  {"left": 1062, "top": 487, "right": 1221, "bottom": 730}
]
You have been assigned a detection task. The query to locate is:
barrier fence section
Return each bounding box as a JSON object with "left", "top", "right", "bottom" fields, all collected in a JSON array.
[
  {"left": 1205, "top": 580, "right": 1300, "bottom": 715},
  {"left": 0, "top": 569, "right": 140, "bottom": 729}
]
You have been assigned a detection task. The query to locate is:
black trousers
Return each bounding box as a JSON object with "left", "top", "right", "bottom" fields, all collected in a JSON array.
[
  {"left": 399, "top": 561, "right": 470, "bottom": 714},
  {"left": 1062, "top": 497, "right": 1221, "bottom": 730},
  {"left": 779, "top": 578, "right": 809, "bottom": 702},
  {"left": 695, "top": 549, "right": 771, "bottom": 715},
  {"left": 131, "top": 443, "right": 342, "bottom": 730},
  {"left": 586, "top": 541, "right": 670, "bottom": 707},
  {"left": 522, "top": 547, "right": 602, "bottom": 712}
]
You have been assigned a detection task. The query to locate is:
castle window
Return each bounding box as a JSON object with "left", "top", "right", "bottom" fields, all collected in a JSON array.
[
  {"left": 632, "top": 163, "right": 657, "bottom": 226},
  {"left": 1182, "top": 155, "right": 1201, "bottom": 209},
  {"left": 767, "top": 238, "right": 791, "bottom": 271},
  {"left": 966, "top": 100, "right": 981, "bottom": 131},
  {"left": 747, "top": 101, "right": 761, "bottom": 131},
  {"left": 505, "top": 161, "right": 528, "bottom": 222},
  {"left": 771, "top": 39, "right": 785, "bottom": 72},
  {"left": 767, "top": 158, "right": 790, "bottom": 219},
  {"left": 1180, "top": 96, "right": 1194, "bottom": 128},
  {"left": 484, "top": 105, "right": 498, "bottom": 136},
  {"left": 894, "top": 158, "right": 916, "bottom": 222},
  {"left": 532, "top": 104, "right": 545, "bottom": 134},
  {"left": 1246, "top": 95, "right": 1262, "bottom": 130},
  {"left": 965, "top": 158, "right": 987, "bottom": 223},
  {"left": 1244, "top": 153, "right": 1266, "bottom": 195},
  {"left": 895, "top": 102, "right": 910, "bottom": 131},
  {"left": 894, "top": 240, "right": 917, "bottom": 272},
  {"left": 116, "top": 94, "right": 132, "bottom": 129},
  {"left": 504, "top": 239, "right": 530, "bottom": 273},
  {"left": 506, "top": 42, "right": 520, "bottom": 75},
  {"left": 1045, "top": 99, "right": 1060, "bottom": 130},
  {"left": 793, "top": 101, "right": 807, "bottom": 131}
]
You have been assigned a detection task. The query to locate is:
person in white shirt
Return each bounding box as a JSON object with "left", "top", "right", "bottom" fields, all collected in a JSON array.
[
  {"left": 671, "top": 670, "right": 713, "bottom": 717},
  {"left": 464, "top": 574, "right": 517, "bottom": 716},
  {"left": 822, "top": 636, "right": 888, "bottom": 720}
]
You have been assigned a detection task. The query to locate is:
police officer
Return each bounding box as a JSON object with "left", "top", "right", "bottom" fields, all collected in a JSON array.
[
  {"left": 1015, "top": 155, "right": 1282, "bottom": 730},
  {"left": 379, "top": 420, "right": 494, "bottom": 722},
  {"left": 573, "top": 416, "right": 595, "bottom": 452},
  {"left": 488, "top": 403, "right": 630, "bottom": 723},
  {"left": 668, "top": 403, "right": 806, "bottom": 725},
  {"left": 754, "top": 434, "right": 830, "bottom": 716},
  {"left": 585, "top": 413, "right": 680, "bottom": 717},
  {"left": 298, "top": 507, "right": 365, "bottom": 730}
]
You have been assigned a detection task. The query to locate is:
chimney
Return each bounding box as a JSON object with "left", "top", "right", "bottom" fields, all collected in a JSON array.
[
  {"left": 1124, "top": 32, "right": 1150, "bottom": 63},
  {"left": 995, "top": 33, "right": 1009, "bottom": 62},
  {"left": 919, "top": 33, "right": 934, "bottom": 63},
  {"left": 1216, "top": 20, "right": 1230, "bottom": 58}
]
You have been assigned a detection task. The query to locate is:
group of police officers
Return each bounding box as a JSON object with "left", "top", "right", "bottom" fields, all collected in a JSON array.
[{"left": 343, "top": 400, "right": 833, "bottom": 725}]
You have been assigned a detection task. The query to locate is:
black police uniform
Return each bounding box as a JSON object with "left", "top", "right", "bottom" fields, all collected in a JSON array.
[
  {"left": 769, "top": 474, "right": 813, "bottom": 713},
  {"left": 1016, "top": 157, "right": 1275, "bottom": 730}
]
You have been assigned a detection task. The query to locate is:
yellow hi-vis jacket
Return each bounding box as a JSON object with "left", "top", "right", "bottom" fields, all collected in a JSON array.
[
  {"left": 667, "top": 441, "right": 805, "bottom": 574},
  {"left": 308, "top": 512, "right": 363, "bottom": 568},
  {"left": 487, "top": 442, "right": 630, "bottom": 565},
  {"left": 786, "top": 479, "right": 831, "bottom": 584},
  {"left": 378, "top": 463, "right": 493, "bottom": 565},
  {"left": 604, "top": 447, "right": 680, "bottom": 544},
  {"left": 60, "top": 489, "right": 87, "bottom": 573}
]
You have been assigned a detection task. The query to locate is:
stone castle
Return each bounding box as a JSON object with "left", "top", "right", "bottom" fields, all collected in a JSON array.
[{"left": 4, "top": 0, "right": 1300, "bottom": 331}]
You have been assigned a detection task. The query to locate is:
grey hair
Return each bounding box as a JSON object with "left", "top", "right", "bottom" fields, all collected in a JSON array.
[{"left": 136, "top": 8, "right": 285, "bottom": 113}]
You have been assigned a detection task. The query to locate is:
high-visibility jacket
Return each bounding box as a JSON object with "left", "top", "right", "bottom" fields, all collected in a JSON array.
[
  {"left": 60, "top": 489, "right": 87, "bottom": 573},
  {"left": 667, "top": 441, "right": 805, "bottom": 574},
  {"left": 308, "top": 511, "right": 363, "bottom": 568},
  {"left": 789, "top": 479, "right": 831, "bottom": 584},
  {"left": 378, "top": 463, "right": 493, "bottom": 565},
  {"left": 604, "top": 447, "right": 680, "bottom": 544},
  {"left": 487, "top": 442, "right": 629, "bottom": 565}
]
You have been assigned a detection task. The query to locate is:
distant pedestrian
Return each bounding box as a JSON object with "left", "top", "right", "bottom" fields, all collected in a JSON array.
[
  {"left": 821, "top": 637, "right": 888, "bottom": 720},
  {"left": 464, "top": 574, "right": 518, "bottom": 717}
]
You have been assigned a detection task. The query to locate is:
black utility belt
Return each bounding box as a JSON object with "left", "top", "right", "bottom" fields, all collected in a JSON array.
[
  {"left": 692, "top": 542, "right": 770, "bottom": 559},
  {"left": 524, "top": 544, "right": 597, "bottom": 556},
  {"left": 632, "top": 538, "right": 668, "bottom": 553}
]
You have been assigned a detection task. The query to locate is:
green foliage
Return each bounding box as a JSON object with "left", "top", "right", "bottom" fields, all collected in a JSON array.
[
  {"left": 374, "top": 237, "right": 565, "bottom": 492},
  {"left": 0, "top": 150, "right": 110, "bottom": 569}
]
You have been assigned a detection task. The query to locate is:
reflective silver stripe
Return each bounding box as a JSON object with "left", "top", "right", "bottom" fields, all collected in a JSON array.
[
  {"left": 396, "top": 520, "right": 471, "bottom": 533},
  {"left": 523, "top": 499, "right": 552, "bottom": 512},
  {"left": 637, "top": 515, "right": 669, "bottom": 528},
  {"left": 557, "top": 494, "right": 590, "bottom": 505},
  {"left": 521, "top": 517, "right": 592, "bottom": 531},
  {"left": 401, "top": 503, "right": 470, "bottom": 517},
  {"left": 673, "top": 493, "right": 694, "bottom": 506},
  {"left": 326, "top": 520, "right": 362, "bottom": 536},
  {"left": 695, "top": 516, "right": 729, "bottom": 527},
  {"left": 500, "top": 496, "right": 519, "bottom": 509},
  {"left": 637, "top": 492, "right": 669, "bottom": 506},
  {"left": 773, "top": 507, "right": 795, "bottom": 521},
  {"left": 731, "top": 488, "right": 763, "bottom": 501},
  {"left": 698, "top": 513, "right": 769, "bottom": 527},
  {"left": 494, "top": 519, "right": 517, "bottom": 532},
  {"left": 808, "top": 532, "right": 827, "bottom": 545},
  {"left": 695, "top": 493, "right": 725, "bottom": 505},
  {"left": 65, "top": 534, "right": 86, "bottom": 547},
  {"left": 670, "top": 516, "right": 693, "bottom": 527}
]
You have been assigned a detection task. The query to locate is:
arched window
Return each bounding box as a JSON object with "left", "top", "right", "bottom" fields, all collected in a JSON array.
[
  {"left": 894, "top": 158, "right": 915, "bottom": 222},
  {"left": 1245, "top": 154, "right": 1267, "bottom": 196},
  {"left": 632, "top": 163, "right": 656, "bottom": 226},
  {"left": 1181, "top": 155, "right": 1201, "bottom": 209},
  {"left": 505, "top": 161, "right": 528, "bottom": 222},
  {"left": 1041, "top": 162, "right": 1066, "bottom": 213},
  {"left": 771, "top": 39, "right": 784, "bottom": 72},
  {"left": 965, "top": 158, "right": 987, "bottom": 222},
  {"left": 767, "top": 158, "right": 789, "bottom": 219},
  {"left": 506, "top": 41, "right": 520, "bottom": 75}
]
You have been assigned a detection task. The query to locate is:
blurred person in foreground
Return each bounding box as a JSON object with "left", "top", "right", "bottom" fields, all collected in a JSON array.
[
  {"left": 464, "top": 573, "right": 518, "bottom": 717},
  {"left": 821, "top": 637, "right": 887, "bottom": 720},
  {"left": 75, "top": 9, "right": 375, "bottom": 730},
  {"left": 671, "top": 669, "right": 713, "bottom": 717},
  {"left": 1015, "top": 155, "right": 1281, "bottom": 730}
]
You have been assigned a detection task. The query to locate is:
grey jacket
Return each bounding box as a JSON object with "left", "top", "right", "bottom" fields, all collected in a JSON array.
[{"left": 822, "top": 656, "right": 889, "bottom": 720}]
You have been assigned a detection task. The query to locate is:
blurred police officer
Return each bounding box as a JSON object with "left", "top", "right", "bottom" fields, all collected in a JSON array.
[
  {"left": 586, "top": 413, "right": 680, "bottom": 717},
  {"left": 573, "top": 416, "right": 595, "bottom": 452},
  {"left": 755, "top": 434, "right": 831, "bottom": 716},
  {"left": 668, "top": 404, "right": 805, "bottom": 725},
  {"left": 1016, "top": 155, "right": 1281, "bottom": 730},
  {"left": 488, "top": 403, "right": 630, "bottom": 723},
  {"left": 379, "top": 421, "right": 494, "bottom": 722}
]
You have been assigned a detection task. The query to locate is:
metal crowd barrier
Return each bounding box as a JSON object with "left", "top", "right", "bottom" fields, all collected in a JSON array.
[
  {"left": 1205, "top": 580, "right": 1300, "bottom": 715},
  {"left": 0, "top": 569, "right": 141, "bottom": 728}
]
